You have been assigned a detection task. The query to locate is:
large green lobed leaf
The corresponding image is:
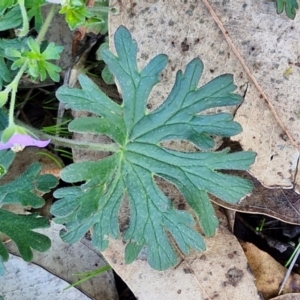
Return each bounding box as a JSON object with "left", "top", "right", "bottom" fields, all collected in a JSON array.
[{"left": 53, "top": 26, "right": 256, "bottom": 270}]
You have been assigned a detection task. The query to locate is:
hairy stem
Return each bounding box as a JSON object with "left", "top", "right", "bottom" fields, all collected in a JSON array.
[
  {"left": 7, "top": 4, "right": 58, "bottom": 125},
  {"left": 8, "top": 63, "right": 28, "bottom": 126},
  {"left": 17, "top": 0, "right": 29, "bottom": 37},
  {"left": 46, "top": 134, "right": 119, "bottom": 152},
  {"left": 17, "top": 120, "right": 119, "bottom": 152},
  {"left": 36, "top": 4, "right": 59, "bottom": 44}
]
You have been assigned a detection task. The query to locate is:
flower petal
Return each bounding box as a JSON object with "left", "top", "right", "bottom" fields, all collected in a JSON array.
[{"left": 0, "top": 134, "right": 50, "bottom": 151}]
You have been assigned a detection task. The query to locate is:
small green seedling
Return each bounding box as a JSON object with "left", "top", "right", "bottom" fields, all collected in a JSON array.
[{"left": 64, "top": 265, "right": 111, "bottom": 290}]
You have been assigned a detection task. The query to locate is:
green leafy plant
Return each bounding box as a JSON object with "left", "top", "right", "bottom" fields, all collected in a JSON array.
[
  {"left": 6, "top": 37, "right": 63, "bottom": 82},
  {"left": 51, "top": 26, "right": 256, "bottom": 270},
  {"left": 58, "top": 0, "right": 109, "bottom": 32},
  {"left": 0, "top": 149, "right": 58, "bottom": 273},
  {"left": 276, "top": 0, "right": 299, "bottom": 19},
  {"left": 59, "top": 0, "right": 89, "bottom": 30}
]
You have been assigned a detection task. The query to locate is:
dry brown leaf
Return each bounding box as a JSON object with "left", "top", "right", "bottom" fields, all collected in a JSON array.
[
  {"left": 108, "top": 0, "right": 299, "bottom": 190},
  {"left": 271, "top": 294, "right": 300, "bottom": 300},
  {"left": 212, "top": 171, "right": 300, "bottom": 224},
  {"left": 241, "top": 242, "right": 300, "bottom": 299}
]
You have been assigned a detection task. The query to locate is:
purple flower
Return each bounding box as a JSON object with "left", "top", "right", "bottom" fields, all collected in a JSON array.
[{"left": 0, "top": 133, "right": 50, "bottom": 152}]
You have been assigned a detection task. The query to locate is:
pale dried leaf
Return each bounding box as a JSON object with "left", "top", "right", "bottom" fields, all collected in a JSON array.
[
  {"left": 102, "top": 227, "right": 260, "bottom": 300},
  {"left": 0, "top": 254, "right": 91, "bottom": 300},
  {"left": 241, "top": 242, "right": 300, "bottom": 299},
  {"left": 204, "top": 0, "right": 300, "bottom": 189},
  {"left": 5, "top": 223, "right": 118, "bottom": 300},
  {"left": 108, "top": 0, "right": 299, "bottom": 189}
]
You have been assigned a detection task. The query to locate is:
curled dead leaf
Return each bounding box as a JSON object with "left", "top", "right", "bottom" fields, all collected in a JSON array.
[{"left": 241, "top": 241, "right": 300, "bottom": 299}]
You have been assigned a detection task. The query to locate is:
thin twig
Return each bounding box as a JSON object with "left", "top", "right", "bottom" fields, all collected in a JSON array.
[{"left": 278, "top": 240, "right": 300, "bottom": 295}]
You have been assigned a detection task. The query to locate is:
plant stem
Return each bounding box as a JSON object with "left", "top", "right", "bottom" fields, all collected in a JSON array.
[
  {"left": 17, "top": 0, "right": 29, "bottom": 37},
  {"left": 7, "top": 3, "right": 58, "bottom": 125},
  {"left": 36, "top": 4, "right": 59, "bottom": 44},
  {"left": 45, "top": 134, "right": 119, "bottom": 152},
  {"left": 8, "top": 63, "right": 28, "bottom": 126},
  {"left": 17, "top": 120, "right": 119, "bottom": 152}
]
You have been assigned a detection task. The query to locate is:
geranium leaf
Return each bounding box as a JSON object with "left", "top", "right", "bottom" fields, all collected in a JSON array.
[
  {"left": 53, "top": 26, "right": 256, "bottom": 270},
  {"left": 0, "top": 163, "right": 58, "bottom": 207},
  {"left": 0, "top": 161, "right": 57, "bottom": 274},
  {"left": 0, "top": 210, "right": 51, "bottom": 262},
  {"left": 276, "top": 0, "right": 299, "bottom": 19}
]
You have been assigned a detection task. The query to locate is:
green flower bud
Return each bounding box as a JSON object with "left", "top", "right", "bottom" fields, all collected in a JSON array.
[
  {"left": 0, "top": 91, "right": 8, "bottom": 108},
  {"left": 1, "top": 126, "right": 16, "bottom": 143}
]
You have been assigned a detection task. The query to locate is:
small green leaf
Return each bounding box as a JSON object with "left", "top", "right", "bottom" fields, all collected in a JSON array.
[
  {"left": 85, "top": 0, "right": 109, "bottom": 34},
  {"left": 59, "top": 0, "right": 90, "bottom": 30},
  {"left": 0, "top": 5, "right": 22, "bottom": 30},
  {"left": 25, "top": 0, "right": 46, "bottom": 31},
  {"left": 0, "top": 210, "right": 51, "bottom": 262},
  {"left": 0, "top": 0, "right": 17, "bottom": 10},
  {"left": 0, "top": 166, "right": 5, "bottom": 176},
  {"left": 95, "top": 40, "right": 108, "bottom": 61},
  {"left": 0, "top": 37, "right": 28, "bottom": 58},
  {"left": 10, "top": 38, "right": 63, "bottom": 81},
  {"left": 101, "top": 65, "right": 114, "bottom": 84},
  {"left": 0, "top": 163, "right": 58, "bottom": 207},
  {"left": 53, "top": 26, "right": 256, "bottom": 270},
  {"left": 0, "top": 90, "right": 9, "bottom": 108},
  {"left": 0, "top": 149, "right": 15, "bottom": 179},
  {"left": 276, "top": 0, "right": 299, "bottom": 19}
]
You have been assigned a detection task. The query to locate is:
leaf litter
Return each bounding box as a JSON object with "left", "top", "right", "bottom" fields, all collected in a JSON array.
[{"left": 205, "top": 0, "right": 300, "bottom": 190}]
